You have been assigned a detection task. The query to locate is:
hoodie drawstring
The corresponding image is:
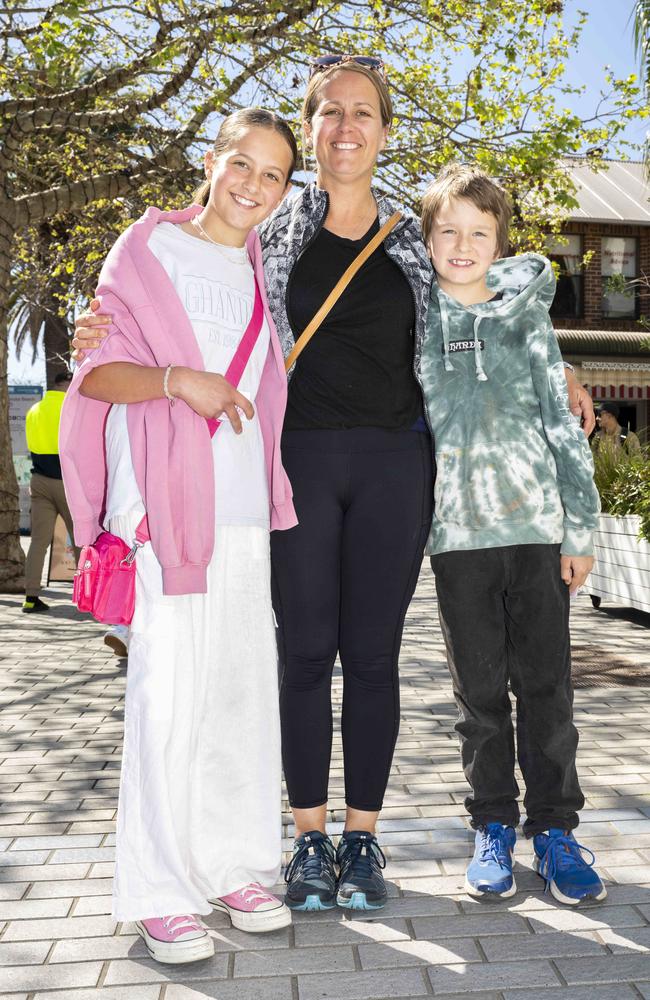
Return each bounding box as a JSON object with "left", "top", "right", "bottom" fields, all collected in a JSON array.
[
  {"left": 439, "top": 296, "right": 455, "bottom": 372},
  {"left": 473, "top": 315, "right": 488, "bottom": 381}
]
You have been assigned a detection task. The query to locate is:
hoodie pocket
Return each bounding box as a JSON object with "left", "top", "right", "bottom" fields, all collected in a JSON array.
[{"left": 434, "top": 438, "right": 545, "bottom": 529}]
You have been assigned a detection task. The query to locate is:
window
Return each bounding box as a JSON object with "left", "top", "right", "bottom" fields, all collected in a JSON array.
[
  {"left": 548, "top": 235, "right": 583, "bottom": 319},
  {"left": 602, "top": 236, "right": 638, "bottom": 318}
]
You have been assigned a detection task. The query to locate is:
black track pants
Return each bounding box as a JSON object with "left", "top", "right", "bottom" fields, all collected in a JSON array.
[
  {"left": 271, "top": 428, "right": 433, "bottom": 812},
  {"left": 430, "top": 544, "right": 584, "bottom": 836}
]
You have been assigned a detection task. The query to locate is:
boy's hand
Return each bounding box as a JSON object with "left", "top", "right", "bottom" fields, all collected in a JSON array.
[
  {"left": 561, "top": 554, "right": 594, "bottom": 596},
  {"left": 564, "top": 368, "right": 595, "bottom": 436}
]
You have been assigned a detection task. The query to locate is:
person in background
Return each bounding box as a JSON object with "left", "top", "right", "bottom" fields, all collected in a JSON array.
[
  {"left": 592, "top": 401, "right": 641, "bottom": 456},
  {"left": 23, "top": 370, "right": 76, "bottom": 613}
]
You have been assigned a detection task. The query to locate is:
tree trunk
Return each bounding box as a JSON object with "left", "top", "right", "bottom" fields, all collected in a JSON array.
[{"left": 0, "top": 218, "right": 25, "bottom": 592}]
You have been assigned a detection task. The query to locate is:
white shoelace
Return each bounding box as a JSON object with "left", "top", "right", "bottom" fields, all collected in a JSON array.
[
  {"left": 237, "top": 882, "right": 276, "bottom": 904},
  {"left": 162, "top": 914, "right": 202, "bottom": 934}
]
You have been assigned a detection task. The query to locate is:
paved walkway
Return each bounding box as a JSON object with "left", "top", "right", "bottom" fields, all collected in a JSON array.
[{"left": 1, "top": 564, "right": 650, "bottom": 1000}]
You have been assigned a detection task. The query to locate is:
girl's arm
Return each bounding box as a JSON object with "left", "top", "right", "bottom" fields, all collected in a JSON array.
[{"left": 79, "top": 363, "right": 254, "bottom": 433}]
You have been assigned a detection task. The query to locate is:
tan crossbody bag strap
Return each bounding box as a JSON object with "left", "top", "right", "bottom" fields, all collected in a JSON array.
[{"left": 284, "top": 211, "right": 403, "bottom": 372}]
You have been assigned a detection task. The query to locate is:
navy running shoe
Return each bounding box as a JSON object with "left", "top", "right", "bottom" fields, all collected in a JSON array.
[
  {"left": 465, "top": 823, "right": 517, "bottom": 899},
  {"left": 533, "top": 828, "right": 607, "bottom": 906},
  {"left": 336, "top": 830, "right": 387, "bottom": 910},
  {"left": 284, "top": 830, "right": 337, "bottom": 911}
]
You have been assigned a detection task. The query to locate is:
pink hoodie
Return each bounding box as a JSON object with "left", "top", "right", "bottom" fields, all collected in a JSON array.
[{"left": 60, "top": 204, "right": 297, "bottom": 596}]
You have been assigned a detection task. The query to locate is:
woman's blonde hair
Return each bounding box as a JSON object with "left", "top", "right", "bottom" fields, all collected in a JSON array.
[
  {"left": 193, "top": 107, "right": 298, "bottom": 207},
  {"left": 302, "top": 61, "right": 393, "bottom": 132},
  {"left": 421, "top": 164, "right": 512, "bottom": 258}
]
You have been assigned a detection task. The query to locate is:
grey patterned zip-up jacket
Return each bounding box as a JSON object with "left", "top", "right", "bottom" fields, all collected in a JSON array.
[
  {"left": 421, "top": 253, "right": 600, "bottom": 558},
  {"left": 257, "top": 182, "right": 433, "bottom": 383}
]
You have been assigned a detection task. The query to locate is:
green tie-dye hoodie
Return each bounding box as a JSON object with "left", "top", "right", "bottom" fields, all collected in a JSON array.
[{"left": 421, "top": 252, "right": 600, "bottom": 558}]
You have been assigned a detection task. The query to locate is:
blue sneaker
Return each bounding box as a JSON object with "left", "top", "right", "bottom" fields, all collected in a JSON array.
[
  {"left": 465, "top": 823, "right": 517, "bottom": 899},
  {"left": 533, "top": 829, "right": 607, "bottom": 906},
  {"left": 336, "top": 831, "right": 387, "bottom": 910},
  {"left": 284, "top": 830, "right": 337, "bottom": 911}
]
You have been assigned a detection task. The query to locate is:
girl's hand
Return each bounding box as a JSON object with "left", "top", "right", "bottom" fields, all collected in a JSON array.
[
  {"left": 564, "top": 368, "right": 595, "bottom": 436},
  {"left": 560, "top": 554, "right": 594, "bottom": 596},
  {"left": 72, "top": 299, "right": 110, "bottom": 361},
  {"left": 169, "top": 367, "right": 254, "bottom": 434}
]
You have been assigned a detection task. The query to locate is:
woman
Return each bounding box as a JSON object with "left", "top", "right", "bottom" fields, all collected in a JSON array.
[{"left": 72, "top": 56, "right": 595, "bottom": 914}]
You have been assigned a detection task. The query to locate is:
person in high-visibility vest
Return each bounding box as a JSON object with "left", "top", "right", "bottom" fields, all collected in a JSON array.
[{"left": 23, "top": 371, "right": 76, "bottom": 612}]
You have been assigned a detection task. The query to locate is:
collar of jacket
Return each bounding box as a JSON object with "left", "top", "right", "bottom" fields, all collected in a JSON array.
[{"left": 259, "top": 181, "right": 432, "bottom": 380}]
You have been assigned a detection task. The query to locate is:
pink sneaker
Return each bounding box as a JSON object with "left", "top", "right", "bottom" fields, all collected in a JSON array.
[
  {"left": 135, "top": 914, "right": 214, "bottom": 964},
  {"left": 210, "top": 882, "right": 291, "bottom": 933}
]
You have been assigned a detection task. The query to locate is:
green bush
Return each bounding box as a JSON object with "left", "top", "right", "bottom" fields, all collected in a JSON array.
[{"left": 592, "top": 444, "right": 650, "bottom": 543}]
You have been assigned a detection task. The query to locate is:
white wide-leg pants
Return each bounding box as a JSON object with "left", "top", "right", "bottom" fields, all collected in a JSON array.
[{"left": 110, "top": 515, "right": 282, "bottom": 922}]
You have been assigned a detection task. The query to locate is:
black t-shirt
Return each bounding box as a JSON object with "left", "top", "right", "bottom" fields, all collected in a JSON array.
[{"left": 285, "top": 218, "right": 423, "bottom": 430}]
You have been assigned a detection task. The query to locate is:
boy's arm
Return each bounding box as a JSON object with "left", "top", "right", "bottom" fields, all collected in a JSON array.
[{"left": 529, "top": 312, "right": 601, "bottom": 558}]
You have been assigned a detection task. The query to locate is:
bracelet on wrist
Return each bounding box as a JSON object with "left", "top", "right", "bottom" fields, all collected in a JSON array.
[{"left": 163, "top": 364, "right": 176, "bottom": 405}]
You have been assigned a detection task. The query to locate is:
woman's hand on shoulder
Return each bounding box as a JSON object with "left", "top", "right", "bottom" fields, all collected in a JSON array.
[
  {"left": 72, "top": 299, "right": 111, "bottom": 361},
  {"left": 169, "top": 368, "right": 254, "bottom": 434},
  {"left": 564, "top": 367, "right": 595, "bottom": 436}
]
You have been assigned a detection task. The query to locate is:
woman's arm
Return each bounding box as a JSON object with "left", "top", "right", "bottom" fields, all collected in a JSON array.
[{"left": 80, "top": 363, "right": 254, "bottom": 433}]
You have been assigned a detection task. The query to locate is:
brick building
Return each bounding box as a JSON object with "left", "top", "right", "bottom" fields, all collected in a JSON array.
[{"left": 549, "top": 159, "right": 650, "bottom": 436}]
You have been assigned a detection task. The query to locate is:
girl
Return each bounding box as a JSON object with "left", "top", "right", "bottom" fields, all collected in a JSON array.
[{"left": 59, "top": 108, "right": 298, "bottom": 964}]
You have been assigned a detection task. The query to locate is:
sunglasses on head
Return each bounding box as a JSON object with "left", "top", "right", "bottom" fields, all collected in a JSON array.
[{"left": 309, "top": 55, "right": 387, "bottom": 80}]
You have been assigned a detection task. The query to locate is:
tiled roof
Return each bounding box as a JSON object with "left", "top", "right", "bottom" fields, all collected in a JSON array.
[{"left": 563, "top": 159, "right": 650, "bottom": 225}]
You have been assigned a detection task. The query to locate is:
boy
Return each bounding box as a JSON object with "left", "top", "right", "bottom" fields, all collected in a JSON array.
[{"left": 419, "top": 164, "right": 605, "bottom": 906}]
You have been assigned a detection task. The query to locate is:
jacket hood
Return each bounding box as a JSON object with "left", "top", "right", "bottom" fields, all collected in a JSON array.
[{"left": 433, "top": 252, "right": 555, "bottom": 381}]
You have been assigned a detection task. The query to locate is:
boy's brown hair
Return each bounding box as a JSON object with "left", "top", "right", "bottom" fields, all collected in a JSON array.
[{"left": 421, "top": 164, "right": 512, "bottom": 258}]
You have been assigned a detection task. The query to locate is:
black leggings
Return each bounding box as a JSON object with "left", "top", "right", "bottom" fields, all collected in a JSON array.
[{"left": 271, "top": 428, "right": 433, "bottom": 812}]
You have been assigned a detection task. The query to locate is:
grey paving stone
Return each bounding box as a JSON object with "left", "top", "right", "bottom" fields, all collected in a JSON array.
[
  {"left": 27, "top": 877, "right": 113, "bottom": 898},
  {"left": 35, "top": 989, "right": 161, "bottom": 1000},
  {"left": 9, "top": 834, "right": 103, "bottom": 850},
  {"left": 51, "top": 933, "right": 148, "bottom": 962},
  {"left": 234, "top": 944, "right": 356, "bottom": 976},
  {"left": 0, "top": 939, "right": 52, "bottom": 965},
  {"left": 0, "top": 862, "right": 90, "bottom": 882},
  {"left": 428, "top": 959, "right": 560, "bottom": 994},
  {"left": 480, "top": 929, "right": 606, "bottom": 961},
  {"left": 412, "top": 911, "right": 530, "bottom": 939},
  {"left": 50, "top": 846, "right": 115, "bottom": 864},
  {"left": 102, "top": 953, "right": 229, "bottom": 984},
  {"left": 502, "top": 986, "right": 639, "bottom": 1000},
  {"left": 555, "top": 952, "right": 650, "bottom": 983},
  {"left": 166, "top": 979, "right": 293, "bottom": 1000},
  {"left": 0, "top": 897, "right": 71, "bottom": 920},
  {"left": 298, "top": 968, "right": 428, "bottom": 1000},
  {"left": 358, "top": 936, "right": 481, "bottom": 968},
  {"left": 295, "top": 917, "right": 410, "bottom": 947},
  {"left": 0, "top": 960, "right": 102, "bottom": 993},
  {"left": 3, "top": 914, "right": 117, "bottom": 941},
  {"left": 0, "top": 883, "right": 29, "bottom": 900},
  {"left": 523, "top": 903, "right": 649, "bottom": 933},
  {"left": 0, "top": 848, "right": 50, "bottom": 865}
]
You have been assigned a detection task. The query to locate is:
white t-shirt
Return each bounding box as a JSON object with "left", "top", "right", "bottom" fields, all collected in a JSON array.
[{"left": 104, "top": 222, "right": 270, "bottom": 529}]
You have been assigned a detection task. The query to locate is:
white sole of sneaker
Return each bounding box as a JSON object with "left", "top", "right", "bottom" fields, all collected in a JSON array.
[
  {"left": 210, "top": 899, "right": 292, "bottom": 933},
  {"left": 135, "top": 922, "right": 214, "bottom": 964},
  {"left": 464, "top": 875, "right": 517, "bottom": 899},
  {"left": 532, "top": 858, "right": 608, "bottom": 906}
]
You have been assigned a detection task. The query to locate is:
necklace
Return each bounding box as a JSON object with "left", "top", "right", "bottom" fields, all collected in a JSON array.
[{"left": 190, "top": 216, "right": 248, "bottom": 264}]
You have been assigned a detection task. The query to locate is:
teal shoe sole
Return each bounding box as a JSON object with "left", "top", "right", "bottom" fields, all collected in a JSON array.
[
  {"left": 287, "top": 893, "right": 336, "bottom": 912},
  {"left": 337, "top": 891, "right": 386, "bottom": 910}
]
